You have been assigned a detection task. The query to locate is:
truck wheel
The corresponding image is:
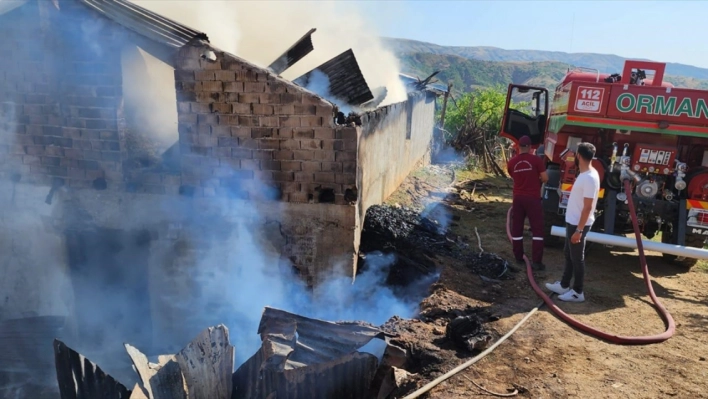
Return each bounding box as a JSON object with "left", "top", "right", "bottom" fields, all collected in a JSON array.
[
  {"left": 661, "top": 232, "right": 705, "bottom": 269},
  {"left": 543, "top": 215, "right": 564, "bottom": 248}
]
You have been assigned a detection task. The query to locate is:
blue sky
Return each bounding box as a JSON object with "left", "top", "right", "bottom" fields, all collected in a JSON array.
[{"left": 354, "top": 1, "right": 703, "bottom": 68}]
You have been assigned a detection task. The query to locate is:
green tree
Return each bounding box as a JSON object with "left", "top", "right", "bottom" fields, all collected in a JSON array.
[{"left": 441, "top": 85, "right": 529, "bottom": 174}]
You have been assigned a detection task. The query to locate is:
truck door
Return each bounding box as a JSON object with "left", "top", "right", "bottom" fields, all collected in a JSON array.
[{"left": 499, "top": 84, "right": 549, "bottom": 146}]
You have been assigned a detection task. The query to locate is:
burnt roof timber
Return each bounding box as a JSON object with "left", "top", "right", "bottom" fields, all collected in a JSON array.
[
  {"left": 268, "top": 28, "right": 317, "bottom": 75},
  {"left": 293, "top": 49, "right": 374, "bottom": 107}
]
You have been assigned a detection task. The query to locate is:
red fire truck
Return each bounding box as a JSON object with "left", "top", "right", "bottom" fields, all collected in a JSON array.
[{"left": 500, "top": 60, "right": 708, "bottom": 268}]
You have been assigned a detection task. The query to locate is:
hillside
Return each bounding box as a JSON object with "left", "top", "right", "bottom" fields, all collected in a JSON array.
[
  {"left": 395, "top": 51, "right": 708, "bottom": 95},
  {"left": 384, "top": 37, "right": 708, "bottom": 81}
]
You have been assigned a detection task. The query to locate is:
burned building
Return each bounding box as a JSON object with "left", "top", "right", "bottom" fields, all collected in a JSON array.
[{"left": 0, "top": 0, "right": 442, "bottom": 395}]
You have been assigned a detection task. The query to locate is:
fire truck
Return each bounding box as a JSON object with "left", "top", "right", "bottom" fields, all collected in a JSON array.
[{"left": 500, "top": 60, "right": 708, "bottom": 268}]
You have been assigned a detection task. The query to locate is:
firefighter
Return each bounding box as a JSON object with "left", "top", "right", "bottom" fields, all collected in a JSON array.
[{"left": 507, "top": 135, "right": 548, "bottom": 270}]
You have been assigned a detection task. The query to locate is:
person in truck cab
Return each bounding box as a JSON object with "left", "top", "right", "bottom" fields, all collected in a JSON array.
[
  {"left": 508, "top": 135, "right": 548, "bottom": 270},
  {"left": 545, "top": 142, "right": 600, "bottom": 303}
]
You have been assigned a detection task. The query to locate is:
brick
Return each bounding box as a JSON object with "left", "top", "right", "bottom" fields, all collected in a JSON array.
[
  {"left": 179, "top": 113, "right": 198, "bottom": 124},
  {"left": 191, "top": 102, "right": 211, "bottom": 113},
  {"left": 100, "top": 130, "right": 119, "bottom": 141},
  {"left": 217, "top": 137, "right": 238, "bottom": 147},
  {"left": 299, "top": 139, "right": 322, "bottom": 150},
  {"left": 335, "top": 173, "right": 356, "bottom": 185},
  {"left": 344, "top": 140, "right": 358, "bottom": 151},
  {"left": 275, "top": 128, "right": 293, "bottom": 139},
  {"left": 314, "top": 172, "right": 336, "bottom": 183},
  {"left": 254, "top": 170, "right": 273, "bottom": 181},
  {"left": 238, "top": 93, "right": 260, "bottom": 103},
  {"left": 260, "top": 160, "right": 281, "bottom": 171},
  {"left": 281, "top": 160, "right": 301, "bottom": 171},
  {"left": 211, "top": 103, "right": 231, "bottom": 113},
  {"left": 335, "top": 151, "right": 356, "bottom": 162},
  {"left": 212, "top": 125, "right": 231, "bottom": 137},
  {"left": 239, "top": 138, "right": 259, "bottom": 149},
  {"left": 260, "top": 93, "right": 281, "bottom": 104},
  {"left": 294, "top": 104, "right": 316, "bottom": 115},
  {"left": 259, "top": 116, "right": 278, "bottom": 127},
  {"left": 315, "top": 106, "right": 332, "bottom": 117},
  {"left": 313, "top": 128, "right": 335, "bottom": 140},
  {"left": 289, "top": 191, "right": 310, "bottom": 203},
  {"left": 252, "top": 104, "right": 273, "bottom": 115},
  {"left": 231, "top": 127, "right": 251, "bottom": 138},
  {"left": 215, "top": 147, "right": 231, "bottom": 157},
  {"left": 272, "top": 171, "right": 294, "bottom": 181},
  {"left": 237, "top": 116, "right": 259, "bottom": 127},
  {"left": 196, "top": 91, "right": 224, "bottom": 103},
  {"left": 294, "top": 172, "right": 314, "bottom": 182},
  {"left": 244, "top": 82, "right": 266, "bottom": 93},
  {"left": 302, "top": 94, "right": 329, "bottom": 106},
  {"left": 280, "top": 182, "right": 301, "bottom": 193},
  {"left": 280, "top": 139, "right": 300, "bottom": 150},
  {"left": 22, "top": 155, "right": 40, "bottom": 164},
  {"left": 253, "top": 150, "right": 274, "bottom": 160},
  {"left": 300, "top": 161, "right": 320, "bottom": 172},
  {"left": 45, "top": 146, "right": 64, "bottom": 156},
  {"left": 258, "top": 139, "right": 281, "bottom": 150},
  {"left": 240, "top": 159, "right": 259, "bottom": 170},
  {"left": 175, "top": 70, "right": 195, "bottom": 82},
  {"left": 274, "top": 104, "right": 295, "bottom": 114},
  {"left": 197, "top": 135, "right": 218, "bottom": 147},
  {"left": 232, "top": 148, "right": 252, "bottom": 158},
  {"left": 220, "top": 157, "right": 240, "bottom": 168},
  {"left": 336, "top": 127, "right": 358, "bottom": 140},
  {"left": 300, "top": 116, "right": 323, "bottom": 127},
  {"left": 292, "top": 128, "right": 314, "bottom": 139},
  {"left": 195, "top": 71, "right": 215, "bottom": 81},
  {"left": 224, "top": 81, "right": 243, "bottom": 92},
  {"left": 343, "top": 161, "right": 356, "bottom": 174},
  {"left": 198, "top": 114, "right": 218, "bottom": 125},
  {"left": 215, "top": 70, "right": 236, "bottom": 81},
  {"left": 281, "top": 93, "right": 302, "bottom": 103},
  {"left": 25, "top": 145, "right": 45, "bottom": 155},
  {"left": 252, "top": 128, "right": 274, "bottom": 139},
  {"left": 274, "top": 150, "right": 294, "bottom": 160},
  {"left": 268, "top": 81, "right": 288, "bottom": 93},
  {"left": 68, "top": 168, "right": 85, "bottom": 179},
  {"left": 321, "top": 162, "right": 342, "bottom": 173},
  {"left": 313, "top": 151, "right": 335, "bottom": 162}
]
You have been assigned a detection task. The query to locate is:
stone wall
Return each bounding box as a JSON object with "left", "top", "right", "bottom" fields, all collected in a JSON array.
[
  {"left": 356, "top": 91, "right": 437, "bottom": 222},
  {"left": 0, "top": 1, "right": 126, "bottom": 188},
  {"left": 172, "top": 42, "right": 359, "bottom": 206}
]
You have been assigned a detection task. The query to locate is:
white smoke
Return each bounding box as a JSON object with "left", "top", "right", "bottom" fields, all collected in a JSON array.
[{"left": 130, "top": 0, "right": 408, "bottom": 107}]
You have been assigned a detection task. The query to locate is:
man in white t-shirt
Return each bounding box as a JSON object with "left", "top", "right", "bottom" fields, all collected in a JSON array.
[{"left": 545, "top": 142, "right": 600, "bottom": 302}]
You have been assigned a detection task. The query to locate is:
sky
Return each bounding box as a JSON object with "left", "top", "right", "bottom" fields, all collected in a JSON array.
[{"left": 354, "top": 1, "right": 705, "bottom": 69}]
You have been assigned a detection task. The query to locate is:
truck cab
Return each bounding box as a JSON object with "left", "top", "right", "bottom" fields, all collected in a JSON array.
[{"left": 500, "top": 60, "right": 708, "bottom": 267}]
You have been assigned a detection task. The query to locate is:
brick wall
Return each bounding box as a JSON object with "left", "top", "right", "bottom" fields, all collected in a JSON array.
[
  {"left": 0, "top": 1, "right": 126, "bottom": 188},
  {"left": 174, "top": 42, "right": 359, "bottom": 205}
]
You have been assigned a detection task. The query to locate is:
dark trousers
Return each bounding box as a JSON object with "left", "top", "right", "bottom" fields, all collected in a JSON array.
[
  {"left": 511, "top": 195, "right": 544, "bottom": 263},
  {"left": 562, "top": 223, "right": 591, "bottom": 293}
]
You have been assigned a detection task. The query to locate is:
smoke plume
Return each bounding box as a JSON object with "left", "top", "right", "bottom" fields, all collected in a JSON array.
[{"left": 130, "top": 0, "right": 408, "bottom": 107}]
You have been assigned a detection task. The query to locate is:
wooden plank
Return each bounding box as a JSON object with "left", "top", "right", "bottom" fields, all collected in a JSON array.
[
  {"left": 124, "top": 344, "right": 187, "bottom": 399},
  {"left": 129, "top": 384, "right": 149, "bottom": 399},
  {"left": 53, "top": 339, "right": 131, "bottom": 399},
  {"left": 175, "top": 325, "right": 235, "bottom": 399}
]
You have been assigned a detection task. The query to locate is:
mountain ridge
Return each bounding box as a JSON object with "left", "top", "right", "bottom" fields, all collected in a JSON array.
[{"left": 383, "top": 37, "right": 708, "bottom": 81}]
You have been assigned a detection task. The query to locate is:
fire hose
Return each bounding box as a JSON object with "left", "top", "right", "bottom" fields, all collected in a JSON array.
[
  {"left": 402, "top": 179, "right": 674, "bottom": 399},
  {"left": 506, "top": 178, "right": 675, "bottom": 344}
]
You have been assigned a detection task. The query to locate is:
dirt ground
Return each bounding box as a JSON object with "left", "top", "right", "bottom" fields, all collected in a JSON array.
[{"left": 384, "top": 165, "right": 708, "bottom": 399}]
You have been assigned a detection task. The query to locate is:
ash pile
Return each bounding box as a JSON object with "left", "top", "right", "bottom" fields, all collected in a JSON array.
[{"left": 359, "top": 204, "right": 512, "bottom": 287}]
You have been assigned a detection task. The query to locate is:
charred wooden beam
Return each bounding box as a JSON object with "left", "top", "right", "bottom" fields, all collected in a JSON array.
[
  {"left": 124, "top": 344, "right": 187, "bottom": 399},
  {"left": 175, "top": 325, "right": 234, "bottom": 399},
  {"left": 54, "top": 339, "right": 131, "bottom": 399},
  {"left": 268, "top": 28, "right": 316, "bottom": 75}
]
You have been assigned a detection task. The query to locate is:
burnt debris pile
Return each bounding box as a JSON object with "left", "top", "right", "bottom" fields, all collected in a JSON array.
[
  {"left": 358, "top": 204, "right": 450, "bottom": 289},
  {"left": 48, "top": 307, "right": 443, "bottom": 399}
]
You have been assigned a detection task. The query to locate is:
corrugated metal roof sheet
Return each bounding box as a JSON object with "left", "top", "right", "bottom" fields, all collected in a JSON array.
[
  {"left": 293, "top": 49, "right": 374, "bottom": 107},
  {"left": 78, "top": 0, "right": 208, "bottom": 48},
  {"left": 268, "top": 28, "right": 316, "bottom": 76},
  {"left": 232, "top": 307, "right": 388, "bottom": 399}
]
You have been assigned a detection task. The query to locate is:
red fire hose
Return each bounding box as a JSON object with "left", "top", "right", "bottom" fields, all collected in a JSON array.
[{"left": 506, "top": 179, "right": 675, "bottom": 344}]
